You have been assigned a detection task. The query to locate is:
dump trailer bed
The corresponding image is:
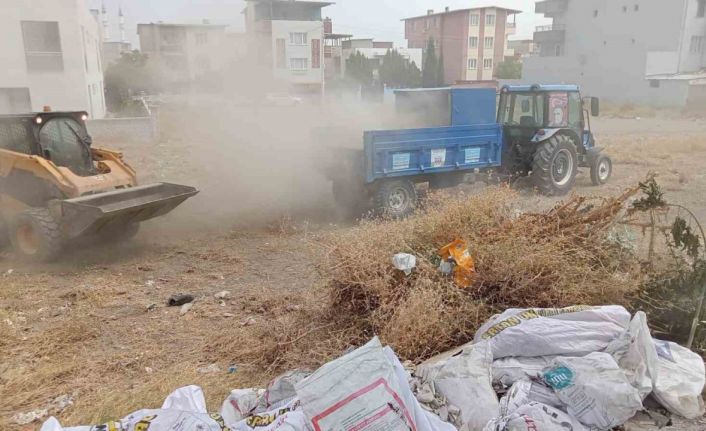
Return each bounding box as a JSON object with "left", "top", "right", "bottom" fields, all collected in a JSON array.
[{"left": 363, "top": 123, "right": 503, "bottom": 183}]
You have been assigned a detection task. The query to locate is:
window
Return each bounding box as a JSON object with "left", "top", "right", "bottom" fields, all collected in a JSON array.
[
  {"left": 555, "top": 44, "right": 563, "bottom": 56},
  {"left": 469, "top": 37, "right": 478, "bottom": 48},
  {"left": 691, "top": 36, "right": 705, "bottom": 53},
  {"left": 21, "top": 21, "right": 63, "bottom": 71},
  {"left": 468, "top": 58, "right": 477, "bottom": 69},
  {"left": 195, "top": 32, "right": 208, "bottom": 45},
  {"left": 290, "top": 58, "right": 308, "bottom": 71},
  {"left": 289, "top": 32, "right": 307, "bottom": 45},
  {"left": 568, "top": 92, "right": 582, "bottom": 129},
  {"left": 470, "top": 14, "right": 480, "bottom": 26},
  {"left": 486, "top": 14, "right": 496, "bottom": 26},
  {"left": 312, "top": 38, "right": 321, "bottom": 69},
  {"left": 484, "top": 58, "right": 493, "bottom": 69},
  {"left": 634, "top": 4, "right": 639, "bottom": 11},
  {"left": 650, "top": 80, "right": 661, "bottom": 88},
  {"left": 623, "top": 6, "right": 628, "bottom": 12},
  {"left": 38, "top": 118, "right": 94, "bottom": 175},
  {"left": 698, "top": 0, "right": 706, "bottom": 17},
  {"left": 593, "top": 9, "right": 599, "bottom": 17},
  {"left": 499, "top": 93, "right": 545, "bottom": 127},
  {"left": 485, "top": 37, "right": 494, "bottom": 49},
  {"left": 0, "top": 108, "right": 31, "bottom": 151},
  {"left": 276, "top": 38, "right": 286, "bottom": 68}
]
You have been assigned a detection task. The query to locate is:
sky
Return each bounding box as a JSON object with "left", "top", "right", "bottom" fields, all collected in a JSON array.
[{"left": 93, "top": 0, "right": 548, "bottom": 48}]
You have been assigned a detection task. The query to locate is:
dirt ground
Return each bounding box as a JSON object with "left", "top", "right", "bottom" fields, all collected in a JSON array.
[{"left": 1, "top": 112, "right": 706, "bottom": 430}]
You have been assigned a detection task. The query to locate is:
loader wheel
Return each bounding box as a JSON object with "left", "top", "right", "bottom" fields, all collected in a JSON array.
[
  {"left": 375, "top": 179, "right": 417, "bottom": 219},
  {"left": 10, "top": 208, "right": 63, "bottom": 262},
  {"left": 591, "top": 155, "right": 612, "bottom": 186},
  {"left": 531, "top": 135, "right": 578, "bottom": 196}
]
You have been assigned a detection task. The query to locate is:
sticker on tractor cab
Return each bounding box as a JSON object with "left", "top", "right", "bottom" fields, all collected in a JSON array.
[
  {"left": 392, "top": 153, "right": 410, "bottom": 171},
  {"left": 547, "top": 92, "right": 569, "bottom": 128},
  {"left": 93, "top": 175, "right": 107, "bottom": 181},
  {"left": 431, "top": 149, "right": 446, "bottom": 168},
  {"left": 464, "top": 148, "right": 481, "bottom": 164}
]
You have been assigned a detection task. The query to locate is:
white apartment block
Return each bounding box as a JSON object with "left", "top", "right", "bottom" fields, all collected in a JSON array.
[
  {"left": 244, "top": 0, "right": 331, "bottom": 94},
  {"left": 0, "top": 0, "right": 106, "bottom": 118},
  {"left": 523, "top": 0, "right": 706, "bottom": 107},
  {"left": 137, "top": 22, "right": 229, "bottom": 88}
]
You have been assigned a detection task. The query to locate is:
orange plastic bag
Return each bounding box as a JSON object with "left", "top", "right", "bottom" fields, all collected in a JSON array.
[{"left": 439, "top": 239, "right": 476, "bottom": 288}]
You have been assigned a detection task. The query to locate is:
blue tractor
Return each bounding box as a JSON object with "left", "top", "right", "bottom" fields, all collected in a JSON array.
[
  {"left": 497, "top": 84, "right": 611, "bottom": 195},
  {"left": 323, "top": 84, "right": 612, "bottom": 218}
]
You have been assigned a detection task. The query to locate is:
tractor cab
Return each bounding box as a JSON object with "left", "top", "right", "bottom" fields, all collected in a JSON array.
[
  {"left": 496, "top": 84, "right": 611, "bottom": 194},
  {"left": 0, "top": 111, "right": 95, "bottom": 176}
]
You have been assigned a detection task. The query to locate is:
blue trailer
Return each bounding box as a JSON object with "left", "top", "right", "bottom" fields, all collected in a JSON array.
[{"left": 327, "top": 85, "right": 611, "bottom": 218}]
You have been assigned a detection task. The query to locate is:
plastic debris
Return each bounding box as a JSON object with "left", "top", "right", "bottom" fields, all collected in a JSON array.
[
  {"left": 197, "top": 363, "right": 221, "bottom": 374},
  {"left": 392, "top": 253, "right": 417, "bottom": 276},
  {"left": 652, "top": 339, "right": 706, "bottom": 419},
  {"left": 180, "top": 302, "right": 193, "bottom": 315},
  {"left": 438, "top": 239, "right": 475, "bottom": 288},
  {"left": 215, "top": 290, "right": 231, "bottom": 299}
]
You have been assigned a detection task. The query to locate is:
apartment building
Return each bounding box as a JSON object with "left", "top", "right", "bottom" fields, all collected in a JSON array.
[
  {"left": 137, "top": 22, "right": 228, "bottom": 88},
  {"left": 403, "top": 6, "right": 520, "bottom": 84},
  {"left": 0, "top": 0, "right": 106, "bottom": 117},
  {"left": 244, "top": 0, "right": 332, "bottom": 95},
  {"left": 523, "top": 0, "right": 706, "bottom": 106}
]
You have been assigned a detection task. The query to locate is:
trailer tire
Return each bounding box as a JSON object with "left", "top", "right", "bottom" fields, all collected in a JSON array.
[
  {"left": 590, "top": 154, "right": 612, "bottom": 186},
  {"left": 531, "top": 134, "right": 578, "bottom": 196},
  {"left": 10, "top": 208, "right": 63, "bottom": 262},
  {"left": 375, "top": 179, "right": 417, "bottom": 219}
]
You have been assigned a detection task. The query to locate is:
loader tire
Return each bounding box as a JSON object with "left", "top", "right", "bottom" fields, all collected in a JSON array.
[
  {"left": 531, "top": 134, "right": 578, "bottom": 196},
  {"left": 10, "top": 208, "right": 63, "bottom": 262},
  {"left": 375, "top": 179, "right": 417, "bottom": 219}
]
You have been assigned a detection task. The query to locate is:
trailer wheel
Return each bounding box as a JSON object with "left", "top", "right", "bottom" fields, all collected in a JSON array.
[
  {"left": 375, "top": 179, "right": 417, "bottom": 218},
  {"left": 10, "top": 208, "right": 63, "bottom": 262},
  {"left": 531, "top": 135, "right": 578, "bottom": 196},
  {"left": 590, "top": 155, "right": 612, "bottom": 186}
]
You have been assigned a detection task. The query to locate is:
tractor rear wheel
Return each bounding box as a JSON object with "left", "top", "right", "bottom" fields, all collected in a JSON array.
[
  {"left": 531, "top": 135, "right": 578, "bottom": 196},
  {"left": 375, "top": 179, "right": 417, "bottom": 219},
  {"left": 590, "top": 154, "right": 612, "bottom": 186},
  {"left": 10, "top": 208, "right": 63, "bottom": 262}
]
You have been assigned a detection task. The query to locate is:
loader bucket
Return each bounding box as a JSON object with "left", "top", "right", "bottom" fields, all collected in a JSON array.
[{"left": 61, "top": 183, "right": 199, "bottom": 238}]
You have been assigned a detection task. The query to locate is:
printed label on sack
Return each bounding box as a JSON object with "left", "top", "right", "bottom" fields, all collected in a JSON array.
[
  {"left": 310, "top": 378, "right": 416, "bottom": 431},
  {"left": 392, "top": 153, "right": 410, "bottom": 171},
  {"left": 480, "top": 305, "right": 595, "bottom": 340},
  {"left": 543, "top": 366, "right": 575, "bottom": 390},
  {"left": 464, "top": 148, "right": 481, "bottom": 164},
  {"left": 431, "top": 149, "right": 446, "bottom": 168},
  {"left": 654, "top": 340, "right": 676, "bottom": 363}
]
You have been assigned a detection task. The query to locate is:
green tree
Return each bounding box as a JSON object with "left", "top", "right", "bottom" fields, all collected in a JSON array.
[
  {"left": 345, "top": 51, "right": 374, "bottom": 88},
  {"left": 104, "top": 50, "right": 160, "bottom": 113},
  {"left": 495, "top": 58, "right": 523, "bottom": 79},
  {"left": 422, "top": 39, "right": 444, "bottom": 87},
  {"left": 379, "top": 49, "right": 422, "bottom": 88}
]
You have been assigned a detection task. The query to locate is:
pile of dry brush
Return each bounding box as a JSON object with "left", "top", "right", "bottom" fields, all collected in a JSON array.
[{"left": 233, "top": 184, "right": 646, "bottom": 371}]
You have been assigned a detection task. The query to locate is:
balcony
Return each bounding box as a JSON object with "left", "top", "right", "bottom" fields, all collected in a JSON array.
[
  {"left": 535, "top": 0, "right": 568, "bottom": 17},
  {"left": 533, "top": 24, "right": 565, "bottom": 44}
]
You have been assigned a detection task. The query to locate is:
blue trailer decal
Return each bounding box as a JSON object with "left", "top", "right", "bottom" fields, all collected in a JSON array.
[{"left": 363, "top": 123, "right": 503, "bottom": 183}]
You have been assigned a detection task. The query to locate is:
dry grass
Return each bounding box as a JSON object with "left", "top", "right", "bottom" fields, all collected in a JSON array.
[{"left": 260, "top": 185, "right": 646, "bottom": 364}]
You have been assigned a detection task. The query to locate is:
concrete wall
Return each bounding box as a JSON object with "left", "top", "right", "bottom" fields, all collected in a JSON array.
[
  {"left": 680, "top": 0, "right": 706, "bottom": 72},
  {"left": 87, "top": 116, "right": 157, "bottom": 143},
  {"left": 524, "top": 0, "right": 692, "bottom": 105},
  {"left": 0, "top": 0, "right": 106, "bottom": 117}
]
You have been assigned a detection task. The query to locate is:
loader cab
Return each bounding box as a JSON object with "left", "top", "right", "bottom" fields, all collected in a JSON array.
[
  {"left": 0, "top": 112, "right": 95, "bottom": 176},
  {"left": 498, "top": 84, "right": 599, "bottom": 151}
]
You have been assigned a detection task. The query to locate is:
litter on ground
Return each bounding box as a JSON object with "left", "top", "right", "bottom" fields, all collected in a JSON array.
[{"left": 40, "top": 306, "right": 705, "bottom": 431}]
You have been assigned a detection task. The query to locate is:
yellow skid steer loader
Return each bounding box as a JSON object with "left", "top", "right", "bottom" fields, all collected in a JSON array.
[{"left": 0, "top": 111, "right": 198, "bottom": 261}]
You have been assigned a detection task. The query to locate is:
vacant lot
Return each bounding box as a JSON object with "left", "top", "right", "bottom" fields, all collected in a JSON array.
[{"left": 1, "top": 113, "right": 705, "bottom": 430}]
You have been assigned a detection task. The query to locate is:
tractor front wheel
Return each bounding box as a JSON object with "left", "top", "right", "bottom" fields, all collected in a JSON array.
[
  {"left": 590, "top": 154, "right": 613, "bottom": 186},
  {"left": 10, "top": 208, "right": 63, "bottom": 262},
  {"left": 375, "top": 179, "right": 418, "bottom": 219},
  {"left": 531, "top": 135, "right": 578, "bottom": 196}
]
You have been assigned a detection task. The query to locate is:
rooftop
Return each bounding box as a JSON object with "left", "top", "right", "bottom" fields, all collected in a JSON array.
[
  {"left": 403, "top": 6, "right": 522, "bottom": 21},
  {"left": 244, "top": 0, "right": 334, "bottom": 5},
  {"left": 137, "top": 22, "right": 229, "bottom": 29}
]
